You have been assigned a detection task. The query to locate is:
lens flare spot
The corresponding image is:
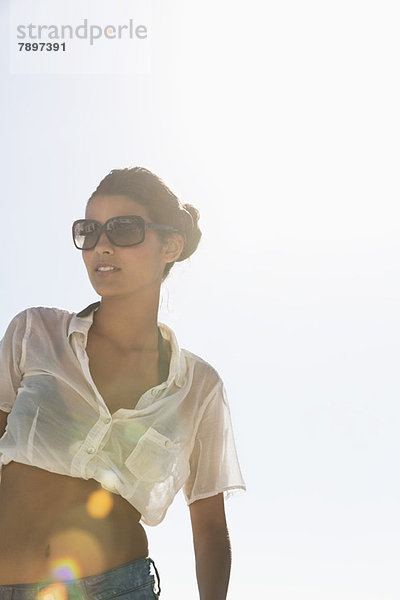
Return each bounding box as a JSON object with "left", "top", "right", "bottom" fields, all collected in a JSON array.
[
  {"left": 123, "top": 421, "right": 146, "bottom": 444},
  {"left": 37, "top": 583, "right": 68, "bottom": 600},
  {"left": 86, "top": 489, "right": 114, "bottom": 519},
  {"left": 50, "top": 557, "right": 81, "bottom": 580},
  {"left": 47, "top": 528, "right": 105, "bottom": 579}
]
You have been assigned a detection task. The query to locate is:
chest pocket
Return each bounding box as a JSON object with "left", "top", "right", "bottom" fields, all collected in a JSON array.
[{"left": 125, "top": 427, "right": 181, "bottom": 482}]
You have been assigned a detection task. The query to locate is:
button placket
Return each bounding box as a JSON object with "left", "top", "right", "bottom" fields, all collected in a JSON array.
[
  {"left": 75, "top": 337, "right": 111, "bottom": 414},
  {"left": 78, "top": 411, "right": 113, "bottom": 466}
]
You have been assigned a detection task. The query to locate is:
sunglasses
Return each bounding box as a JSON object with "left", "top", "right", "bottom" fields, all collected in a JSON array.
[{"left": 72, "top": 215, "right": 179, "bottom": 250}]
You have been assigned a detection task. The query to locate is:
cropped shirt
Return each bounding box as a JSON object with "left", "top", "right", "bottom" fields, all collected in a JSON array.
[{"left": 0, "top": 304, "right": 246, "bottom": 526}]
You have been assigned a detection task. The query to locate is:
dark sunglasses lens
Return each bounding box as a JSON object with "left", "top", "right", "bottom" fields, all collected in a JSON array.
[
  {"left": 73, "top": 221, "right": 100, "bottom": 249},
  {"left": 106, "top": 217, "right": 144, "bottom": 246}
]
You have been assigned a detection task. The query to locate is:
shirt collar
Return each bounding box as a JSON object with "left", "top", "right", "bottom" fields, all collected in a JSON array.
[{"left": 68, "top": 302, "right": 186, "bottom": 388}]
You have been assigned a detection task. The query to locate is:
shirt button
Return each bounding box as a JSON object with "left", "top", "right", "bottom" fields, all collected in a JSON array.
[
  {"left": 151, "top": 389, "right": 157, "bottom": 397},
  {"left": 164, "top": 440, "right": 170, "bottom": 447},
  {"left": 87, "top": 447, "right": 95, "bottom": 454},
  {"left": 104, "top": 417, "right": 111, "bottom": 424}
]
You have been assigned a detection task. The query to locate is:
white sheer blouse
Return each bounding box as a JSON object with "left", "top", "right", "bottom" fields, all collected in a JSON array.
[{"left": 0, "top": 305, "right": 246, "bottom": 526}]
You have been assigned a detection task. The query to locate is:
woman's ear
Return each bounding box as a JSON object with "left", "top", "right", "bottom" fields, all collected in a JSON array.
[{"left": 163, "top": 233, "right": 185, "bottom": 264}]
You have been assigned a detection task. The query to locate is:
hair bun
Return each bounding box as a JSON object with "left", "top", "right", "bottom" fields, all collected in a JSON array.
[{"left": 178, "top": 203, "right": 201, "bottom": 261}]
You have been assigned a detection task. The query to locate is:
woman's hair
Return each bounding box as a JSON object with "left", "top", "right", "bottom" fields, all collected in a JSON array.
[{"left": 87, "top": 167, "right": 201, "bottom": 280}]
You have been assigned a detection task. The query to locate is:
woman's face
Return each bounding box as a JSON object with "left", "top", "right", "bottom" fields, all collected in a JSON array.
[{"left": 82, "top": 194, "right": 177, "bottom": 300}]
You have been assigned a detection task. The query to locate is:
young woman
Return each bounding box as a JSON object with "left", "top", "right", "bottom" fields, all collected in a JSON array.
[{"left": 0, "top": 167, "right": 246, "bottom": 600}]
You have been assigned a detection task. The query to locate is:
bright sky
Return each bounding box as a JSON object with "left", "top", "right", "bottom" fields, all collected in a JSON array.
[{"left": 1, "top": 1, "right": 400, "bottom": 598}]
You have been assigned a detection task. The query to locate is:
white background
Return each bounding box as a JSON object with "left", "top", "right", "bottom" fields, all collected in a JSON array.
[{"left": 1, "top": 1, "right": 399, "bottom": 598}]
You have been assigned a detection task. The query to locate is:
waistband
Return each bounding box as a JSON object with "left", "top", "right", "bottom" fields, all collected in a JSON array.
[{"left": 0, "top": 557, "right": 161, "bottom": 600}]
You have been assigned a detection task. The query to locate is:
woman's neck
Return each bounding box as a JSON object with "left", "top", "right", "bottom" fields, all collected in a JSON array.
[{"left": 90, "top": 293, "right": 160, "bottom": 353}]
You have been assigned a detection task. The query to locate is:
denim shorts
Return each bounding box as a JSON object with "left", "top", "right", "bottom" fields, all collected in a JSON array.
[{"left": 0, "top": 557, "right": 161, "bottom": 600}]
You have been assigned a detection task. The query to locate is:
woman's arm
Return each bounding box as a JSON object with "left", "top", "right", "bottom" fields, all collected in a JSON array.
[
  {"left": 189, "top": 493, "right": 232, "bottom": 600},
  {"left": 0, "top": 410, "right": 8, "bottom": 438}
]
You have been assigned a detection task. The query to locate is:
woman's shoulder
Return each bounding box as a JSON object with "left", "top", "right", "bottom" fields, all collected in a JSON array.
[
  {"left": 1, "top": 306, "right": 76, "bottom": 346},
  {"left": 20, "top": 305, "right": 74, "bottom": 320},
  {"left": 159, "top": 322, "right": 223, "bottom": 387},
  {"left": 181, "top": 347, "right": 223, "bottom": 388},
  {"left": 5, "top": 305, "right": 75, "bottom": 332}
]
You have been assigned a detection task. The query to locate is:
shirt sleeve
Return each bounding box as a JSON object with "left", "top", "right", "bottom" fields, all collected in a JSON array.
[
  {"left": 183, "top": 378, "right": 246, "bottom": 505},
  {"left": 0, "top": 310, "right": 27, "bottom": 413}
]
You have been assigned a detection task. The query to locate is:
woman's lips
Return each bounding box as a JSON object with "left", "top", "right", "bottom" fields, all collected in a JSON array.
[{"left": 95, "top": 266, "right": 121, "bottom": 274}]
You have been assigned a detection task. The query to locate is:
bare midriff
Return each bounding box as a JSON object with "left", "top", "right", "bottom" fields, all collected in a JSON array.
[{"left": 0, "top": 461, "right": 149, "bottom": 585}]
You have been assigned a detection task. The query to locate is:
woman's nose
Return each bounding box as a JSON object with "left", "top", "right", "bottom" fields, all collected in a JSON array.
[{"left": 95, "top": 231, "right": 114, "bottom": 253}]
